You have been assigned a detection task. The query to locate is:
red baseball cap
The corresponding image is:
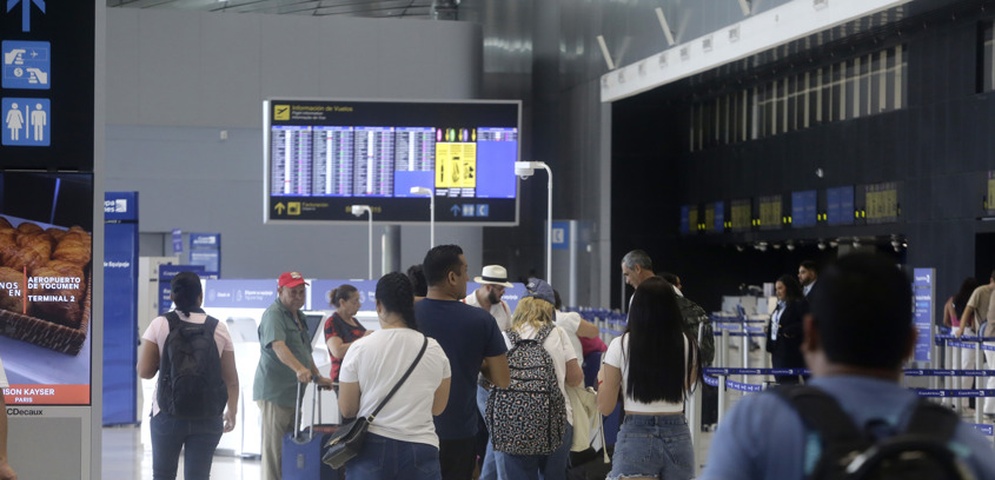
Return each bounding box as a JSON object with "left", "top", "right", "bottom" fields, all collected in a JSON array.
[{"left": 278, "top": 271, "right": 308, "bottom": 288}]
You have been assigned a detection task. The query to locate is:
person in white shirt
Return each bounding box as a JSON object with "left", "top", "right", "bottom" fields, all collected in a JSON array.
[
  {"left": 339, "top": 272, "right": 452, "bottom": 479},
  {"left": 0, "top": 353, "right": 15, "bottom": 480},
  {"left": 597, "top": 276, "right": 699, "bottom": 480},
  {"left": 465, "top": 264, "right": 513, "bottom": 331},
  {"left": 492, "top": 278, "right": 583, "bottom": 480},
  {"left": 465, "top": 264, "right": 513, "bottom": 480}
]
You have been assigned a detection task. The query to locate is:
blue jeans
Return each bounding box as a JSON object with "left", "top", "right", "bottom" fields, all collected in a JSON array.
[
  {"left": 494, "top": 423, "right": 572, "bottom": 480},
  {"left": 608, "top": 414, "right": 693, "bottom": 480},
  {"left": 348, "top": 432, "right": 442, "bottom": 480},
  {"left": 476, "top": 385, "right": 497, "bottom": 480},
  {"left": 150, "top": 412, "right": 223, "bottom": 480}
]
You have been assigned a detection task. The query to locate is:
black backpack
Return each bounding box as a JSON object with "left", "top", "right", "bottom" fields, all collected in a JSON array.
[
  {"left": 676, "top": 295, "right": 714, "bottom": 366},
  {"left": 157, "top": 311, "right": 228, "bottom": 419},
  {"left": 486, "top": 323, "right": 567, "bottom": 456},
  {"left": 775, "top": 385, "right": 973, "bottom": 480}
]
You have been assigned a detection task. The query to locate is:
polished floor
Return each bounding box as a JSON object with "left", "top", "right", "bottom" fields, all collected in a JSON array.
[{"left": 102, "top": 426, "right": 262, "bottom": 480}]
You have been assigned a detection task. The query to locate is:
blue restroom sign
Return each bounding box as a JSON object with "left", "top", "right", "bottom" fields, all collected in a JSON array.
[{"left": 2, "top": 97, "right": 49, "bottom": 146}]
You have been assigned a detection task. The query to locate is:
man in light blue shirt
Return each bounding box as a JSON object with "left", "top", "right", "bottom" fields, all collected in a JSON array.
[{"left": 701, "top": 253, "right": 995, "bottom": 480}]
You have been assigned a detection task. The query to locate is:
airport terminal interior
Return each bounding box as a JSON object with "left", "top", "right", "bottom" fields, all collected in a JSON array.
[{"left": 6, "top": 0, "right": 995, "bottom": 477}]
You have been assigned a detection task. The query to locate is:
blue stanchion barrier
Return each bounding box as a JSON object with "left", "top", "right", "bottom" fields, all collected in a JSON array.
[
  {"left": 704, "top": 367, "right": 809, "bottom": 376},
  {"left": 972, "top": 424, "right": 994, "bottom": 437},
  {"left": 709, "top": 315, "right": 766, "bottom": 324},
  {"left": 913, "top": 388, "right": 995, "bottom": 398},
  {"left": 713, "top": 331, "right": 767, "bottom": 338}
]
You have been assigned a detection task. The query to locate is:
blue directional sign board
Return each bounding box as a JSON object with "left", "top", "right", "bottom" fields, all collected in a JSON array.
[
  {"left": 551, "top": 221, "right": 569, "bottom": 250},
  {"left": 913, "top": 268, "right": 935, "bottom": 363},
  {"left": 0, "top": 0, "right": 94, "bottom": 168}
]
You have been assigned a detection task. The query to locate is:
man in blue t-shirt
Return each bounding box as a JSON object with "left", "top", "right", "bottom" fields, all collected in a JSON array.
[
  {"left": 416, "top": 244, "right": 510, "bottom": 480},
  {"left": 700, "top": 254, "right": 995, "bottom": 480}
]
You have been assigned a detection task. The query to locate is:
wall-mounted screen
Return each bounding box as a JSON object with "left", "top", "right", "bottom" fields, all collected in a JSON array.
[
  {"left": 758, "top": 195, "right": 783, "bottom": 230},
  {"left": 791, "top": 190, "right": 817, "bottom": 228},
  {"left": 730, "top": 199, "right": 752, "bottom": 232},
  {"left": 0, "top": 172, "right": 93, "bottom": 406},
  {"left": 704, "top": 201, "right": 725, "bottom": 233},
  {"left": 987, "top": 172, "right": 995, "bottom": 216},
  {"left": 263, "top": 99, "right": 521, "bottom": 225},
  {"left": 679, "top": 205, "right": 691, "bottom": 234},
  {"left": 865, "top": 181, "right": 899, "bottom": 224},
  {"left": 826, "top": 186, "right": 855, "bottom": 226}
]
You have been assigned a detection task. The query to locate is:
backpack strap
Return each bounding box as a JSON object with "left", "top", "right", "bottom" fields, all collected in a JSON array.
[
  {"left": 773, "top": 385, "right": 871, "bottom": 479},
  {"left": 535, "top": 323, "right": 555, "bottom": 343},
  {"left": 905, "top": 399, "right": 959, "bottom": 440}
]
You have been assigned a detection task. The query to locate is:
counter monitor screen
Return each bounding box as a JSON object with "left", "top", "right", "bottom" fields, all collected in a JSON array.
[{"left": 264, "top": 99, "right": 521, "bottom": 224}]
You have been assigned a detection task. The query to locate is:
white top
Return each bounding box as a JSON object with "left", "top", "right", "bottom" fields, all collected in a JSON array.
[
  {"left": 554, "top": 310, "right": 583, "bottom": 365},
  {"left": 503, "top": 324, "right": 578, "bottom": 425},
  {"left": 604, "top": 333, "right": 688, "bottom": 414},
  {"left": 0, "top": 354, "right": 8, "bottom": 388},
  {"left": 141, "top": 311, "right": 235, "bottom": 416},
  {"left": 340, "top": 328, "right": 451, "bottom": 448},
  {"left": 464, "top": 292, "right": 512, "bottom": 331}
]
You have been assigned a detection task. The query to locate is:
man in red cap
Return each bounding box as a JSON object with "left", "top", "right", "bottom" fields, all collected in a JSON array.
[{"left": 253, "top": 271, "right": 332, "bottom": 480}]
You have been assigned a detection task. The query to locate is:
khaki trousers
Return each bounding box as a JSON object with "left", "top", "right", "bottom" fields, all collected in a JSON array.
[{"left": 258, "top": 400, "right": 296, "bottom": 480}]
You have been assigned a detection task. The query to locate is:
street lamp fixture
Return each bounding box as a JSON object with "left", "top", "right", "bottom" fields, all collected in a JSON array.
[
  {"left": 349, "top": 204, "right": 373, "bottom": 279},
  {"left": 514, "top": 161, "right": 553, "bottom": 279},
  {"left": 409, "top": 186, "right": 435, "bottom": 248}
]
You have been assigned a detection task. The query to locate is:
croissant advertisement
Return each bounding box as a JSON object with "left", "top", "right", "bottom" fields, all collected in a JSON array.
[{"left": 0, "top": 172, "right": 93, "bottom": 405}]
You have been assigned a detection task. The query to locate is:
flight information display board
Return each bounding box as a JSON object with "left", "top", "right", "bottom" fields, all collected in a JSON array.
[
  {"left": 758, "top": 195, "right": 783, "bottom": 230},
  {"left": 987, "top": 172, "right": 995, "bottom": 216},
  {"left": 791, "top": 190, "right": 817, "bottom": 228},
  {"left": 865, "top": 181, "right": 899, "bottom": 224},
  {"left": 730, "top": 199, "right": 752, "bottom": 232},
  {"left": 264, "top": 99, "right": 521, "bottom": 224},
  {"left": 826, "top": 186, "right": 855, "bottom": 226}
]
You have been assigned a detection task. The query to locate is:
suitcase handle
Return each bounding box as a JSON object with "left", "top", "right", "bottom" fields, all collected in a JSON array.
[{"left": 292, "top": 380, "right": 322, "bottom": 443}]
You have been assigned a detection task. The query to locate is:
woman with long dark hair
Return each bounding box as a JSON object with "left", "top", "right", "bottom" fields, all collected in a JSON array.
[
  {"left": 597, "top": 277, "right": 698, "bottom": 480},
  {"left": 765, "top": 274, "right": 809, "bottom": 384},
  {"left": 947, "top": 276, "right": 980, "bottom": 410},
  {"left": 137, "top": 271, "right": 239, "bottom": 480},
  {"left": 323, "top": 283, "right": 369, "bottom": 384},
  {"left": 338, "top": 272, "right": 452, "bottom": 479}
]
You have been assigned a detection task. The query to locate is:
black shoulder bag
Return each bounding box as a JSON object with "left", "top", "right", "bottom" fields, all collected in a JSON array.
[{"left": 322, "top": 335, "right": 429, "bottom": 469}]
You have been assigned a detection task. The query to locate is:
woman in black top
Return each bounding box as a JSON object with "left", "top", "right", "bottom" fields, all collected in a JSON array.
[{"left": 765, "top": 274, "right": 808, "bottom": 384}]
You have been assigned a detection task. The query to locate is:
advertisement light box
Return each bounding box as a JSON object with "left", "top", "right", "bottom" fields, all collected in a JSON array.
[
  {"left": 0, "top": 172, "right": 93, "bottom": 406},
  {"left": 264, "top": 99, "right": 522, "bottom": 225}
]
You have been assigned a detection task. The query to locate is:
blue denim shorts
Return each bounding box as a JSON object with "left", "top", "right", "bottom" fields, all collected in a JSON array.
[{"left": 608, "top": 414, "right": 694, "bottom": 480}]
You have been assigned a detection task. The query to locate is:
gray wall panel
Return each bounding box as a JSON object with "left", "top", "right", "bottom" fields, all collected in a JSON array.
[
  {"left": 200, "top": 14, "right": 262, "bottom": 125},
  {"left": 258, "top": 16, "right": 324, "bottom": 101},
  {"left": 106, "top": 8, "right": 140, "bottom": 125},
  {"left": 137, "top": 10, "right": 204, "bottom": 125}
]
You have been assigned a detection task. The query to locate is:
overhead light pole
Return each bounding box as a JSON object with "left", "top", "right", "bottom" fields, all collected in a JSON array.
[
  {"left": 409, "top": 186, "right": 435, "bottom": 248},
  {"left": 349, "top": 204, "right": 373, "bottom": 279},
  {"left": 514, "top": 161, "right": 553, "bottom": 279}
]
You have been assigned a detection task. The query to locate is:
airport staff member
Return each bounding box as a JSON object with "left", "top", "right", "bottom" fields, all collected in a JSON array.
[{"left": 253, "top": 271, "right": 332, "bottom": 480}]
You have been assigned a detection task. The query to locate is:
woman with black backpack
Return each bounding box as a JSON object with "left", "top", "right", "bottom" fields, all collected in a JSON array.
[
  {"left": 597, "top": 276, "right": 699, "bottom": 480},
  {"left": 137, "top": 271, "right": 240, "bottom": 480}
]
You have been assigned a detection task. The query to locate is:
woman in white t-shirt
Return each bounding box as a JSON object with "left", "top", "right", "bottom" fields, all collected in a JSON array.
[
  {"left": 492, "top": 279, "right": 583, "bottom": 480},
  {"left": 338, "top": 272, "right": 452, "bottom": 480},
  {"left": 137, "top": 271, "right": 239, "bottom": 480},
  {"left": 597, "top": 276, "right": 699, "bottom": 480}
]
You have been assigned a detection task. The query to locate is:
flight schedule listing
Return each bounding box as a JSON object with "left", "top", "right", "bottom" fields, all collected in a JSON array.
[{"left": 271, "top": 125, "right": 518, "bottom": 200}]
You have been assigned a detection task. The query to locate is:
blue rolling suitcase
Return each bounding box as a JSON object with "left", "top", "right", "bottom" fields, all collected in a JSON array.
[{"left": 282, "top": 383, "right": 342, "bottom": 480}]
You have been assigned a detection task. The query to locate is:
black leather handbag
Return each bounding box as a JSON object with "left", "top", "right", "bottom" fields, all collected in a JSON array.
[{"left": 322, "top": 336, "right": 428, "bottom": 469}]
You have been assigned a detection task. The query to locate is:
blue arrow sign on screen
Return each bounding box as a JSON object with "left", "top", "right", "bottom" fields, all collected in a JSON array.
[{"left": 6, "top": 0, "right": 46, "bottom": 33}]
